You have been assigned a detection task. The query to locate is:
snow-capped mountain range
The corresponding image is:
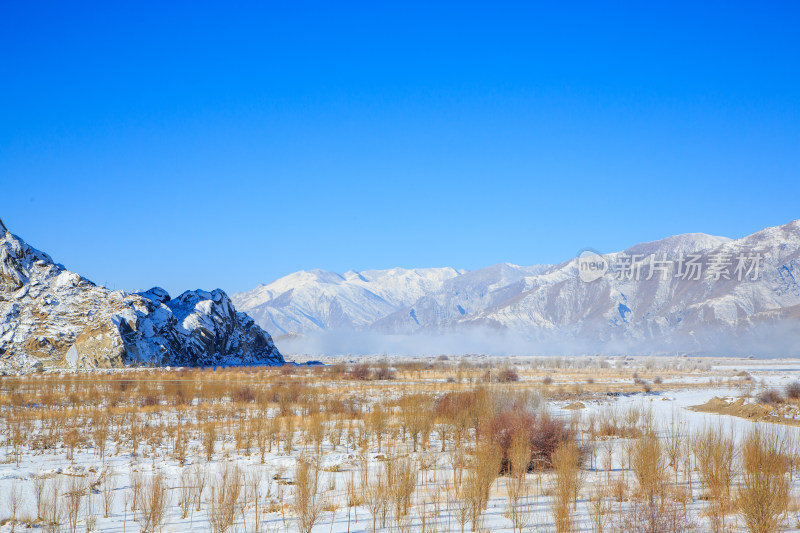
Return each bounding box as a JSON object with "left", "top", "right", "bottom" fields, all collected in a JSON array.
[
  {"left": 0, "top": 218, "right": 283, "bottom": 369},
  {"left": 234, "top": 220, "right": 800, "bottom": 356}
]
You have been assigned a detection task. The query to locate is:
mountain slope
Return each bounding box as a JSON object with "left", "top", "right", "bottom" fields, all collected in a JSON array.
[
  {"left": 372, "top": 263, "right": 551, "bottom": 332},
  {"left": 449, "top": 222, "right": 800, "bottom": 354},
  {"left": 464, "top": 223, "right": 797, "bottom": 331},
  {"left": 236, "top": 220, "right": 800, "bottom": 356},
  {"left": 0, "top": 218, "right": 283, "bottom": 369},
  {"left": 231, "top": 267, "right": 464, "bottom": 335}
]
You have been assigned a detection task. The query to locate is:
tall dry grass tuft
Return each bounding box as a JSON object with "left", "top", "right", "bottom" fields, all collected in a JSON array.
[
  {"left": 615, "top": 499, "right": 696, "bottom": 533},
  {"left": 192, "top": 463, "right": 207, "bottom": 512},
  {"left": 468, "top": 441, "right": 502, "bottom": 530},
  {"left": 178, "top": 468, "right": 194, "bottom": 519},
  {"left": 202, "top": 421, "right": 216, "bottom": 461},
  {"left": 363, "top": 471, "right": 385, "bottom": 533},
  {"left": 136, "top": 472, "right": 169, "bottom": 533},
  {"left": 41, "top": 478, "right": 63, "bottom": 533},
  {"left": 588, "top": 486, "right": 611, "bottom": 533},
  {"left": 33, "top": 473, "right": 46, "bottom": 520},
  {"left": 630, "top": 429, "right": 668, "bottom": 506},
  {"left": 292, "top": 458, "right": 325, "bottom": 533},
  {"left": 7, "top": 481, "right": 22, "bottom": 532},
  {"left": 65, "top": 476, "right": 85, "bottom": 533},
  {"left": 385, "top": 456, "right": 417, "bottom": 521},
  {"left": 130, "top": 470, "right": 143, "bottom": 512},
  {"left": 102, "top": 473, "right": 115, "bottom": 519},
  {"left": 692, "top": 426, "right": 735, "bottom": 533},
  {"left": 738, "top": 426, "right": 791, "bottom": 533},
  {"left": 551, "top": 440, "right": 583, "bottom": 533},
  {"left": 664, "top": 412, "right": 685, "bottom": 487},
  {"left": 505, "top": 473, "right": 532, "bottom": 533},
  {"left": 209, "top": 463, "right": 243, "bottom": 533}
]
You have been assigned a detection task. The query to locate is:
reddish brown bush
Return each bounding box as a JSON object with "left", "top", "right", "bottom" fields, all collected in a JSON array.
[
  {"left": 481, "top": 409, "right": 574, "bottom": 472},
  {"left": 231, "top": 385, "right": 256, "bottom": 403},
  {"left": 433, "top": 390, "right": 484, "bottom": 420},
  {"left": 758, "top": 389, "right": 783, "bottom": 405},
  {"left": 349, "top": 363, "right": 371, "bottom": 380},
  {"left": 498, "top": 368, "right": 520, "bottom": 382},
  {"left": 374, "top": 363, "right": 395, "bottom": 380},
  {"left": 140, "top": 393, "right": 161, "bottom": 407},
  {"left": 785, "top": 381, "right": 800, "bottom": 400}
]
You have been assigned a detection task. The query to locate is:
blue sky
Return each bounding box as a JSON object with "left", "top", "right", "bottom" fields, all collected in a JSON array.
[{"left": 2, "top": 2, "right": 798, "bottom": 296}]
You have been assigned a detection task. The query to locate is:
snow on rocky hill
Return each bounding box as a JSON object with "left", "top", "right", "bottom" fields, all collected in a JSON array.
[
  {"left": 0, "top": 218, "right": 283, "bottom": 369},
  {"left": 232, "top": 267, "right": 465, "bottom": 335},
  {"left": 460, "top": 222, "right": 800, "bottom": 353},
  {"left": 236, "top": 220, "right": 800, "bottom": 356}
]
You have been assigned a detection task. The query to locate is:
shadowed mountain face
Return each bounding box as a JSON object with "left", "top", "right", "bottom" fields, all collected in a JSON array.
[
  {"left": 235, "top": 221, "right": 800, "bottom": 356},
  {"left": 0, "top": 219, "right": 283, "bottom": 369}
]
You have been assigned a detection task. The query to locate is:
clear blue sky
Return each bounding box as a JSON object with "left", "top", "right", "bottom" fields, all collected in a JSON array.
[{"left": 2, "top": 2, "right": 798, "bottom": 296}]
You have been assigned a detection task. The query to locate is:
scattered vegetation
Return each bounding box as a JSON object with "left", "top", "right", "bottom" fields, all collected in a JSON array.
[{"left": 0, "top": 356, "right": 795, "bottom": 532}]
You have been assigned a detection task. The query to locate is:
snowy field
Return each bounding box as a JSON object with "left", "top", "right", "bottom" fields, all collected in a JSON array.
[{"left": 2, "top": 355, "right": 800, "bottom": 532}]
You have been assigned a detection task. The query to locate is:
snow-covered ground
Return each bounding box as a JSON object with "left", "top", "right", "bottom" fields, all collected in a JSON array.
[{"left": 2, "top": 356, "right": 800, "bottom": 532}]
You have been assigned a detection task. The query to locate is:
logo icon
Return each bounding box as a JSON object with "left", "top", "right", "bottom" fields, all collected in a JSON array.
[{"left": 578, "top": 249, "right": 608, "bottom": 283}]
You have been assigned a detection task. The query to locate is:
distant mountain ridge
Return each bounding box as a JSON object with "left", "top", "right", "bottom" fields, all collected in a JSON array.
[
  {"left": 233, "top": 267, "right": 469, "bottom": 335},
  {"left": 234, "top": 221, "right": 800, "bottom": 356},
  {"left": 0, "top": 218, "right": 284, "bottom": 369}
]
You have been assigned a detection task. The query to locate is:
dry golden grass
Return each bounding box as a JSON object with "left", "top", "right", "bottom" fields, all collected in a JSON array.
[
  {"left": 738, "top": 426, "right": 791, "bottom": 533},
  {"left": 0, "top": 356, "right": 780, "bottom": 532}
]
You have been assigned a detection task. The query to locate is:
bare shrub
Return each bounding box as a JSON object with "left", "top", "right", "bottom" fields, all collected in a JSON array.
[
  {"left": 130, "top": 471, "right": 143, "bottom": 512},
  {"left": 192, "top": 463, "right": 207, "bottom": 512},
  {"left": 483, "top": 407, "right": 573, "bottom": 473},
  {"left": 498, "top": 368, "right": 520, "bottom": 382},
  {"left": 202, "top": 421, "right": 217, "bottom": 460},
  {"left": 784, "top": 381, "right": 800, "bottom": 400},
  {"left": 374, "top": 361, "right": 395, "bottom": 380},
  {"left": 363, "top": 471, "right": 385, "bottom": 533},
  {"left": 615, "top": 500, "right": 696, "bottom": 533},
  {"left": 738, "top": 427, "right": 791, "bottom": 533},
  {"left": 136, "top": 472, "right": 169, "bottom": 533},
  {"left": 33, "top": 473, "right": 46, "bottom": 520},
  {"left": 209, "top": 464, "right": 243, "bottom": 533},
  {"left": 84, "top": 481, "right": 98, "bottom": 532},
  {"left": 664, "top": 413, "right": 686, "bottom": 486},
  {"left": 630, "top": 430, "right": 667, "bottom": 506},
  {"left": 349, "top": 363, "right": 371, "bottom": 380},
  {"left": 757, "top": 389, "right": 783, "bottom": 405},
  {"left": 178, "top": 468, "right": 194, "bottom": 519},
  {"left": 41, "top": 478, "right": 63, "bottom": 533},
  {"left": 102, "top": 473, "right": 116, "bottom": 519},
  {"left": 385, "top": 456, "right": 417, "bottom": 520},
  {"left": 505, "top": 474, "right": 532, "bottom": 533},
  {"left": 292, "top": 459, "right": 325, "bottom": 533},
  {"left": 92, "top": 419, "right": 108, "bottom": 463},
  {"left": 692, "top": 426, "right": 735, "bottom": 532},
  {"left": 588, "top": 486, "right": 611, "bottom": 533},
  {"left": 471, "top": 440, "right": 502, "bottom": 529},
  {"left": 231, "top": 385, "right": 256, "bottom": 403},
  {"left": 247, "top": 471, "right": 264, "bottom": 533},
  {"left": 65, "top": 477, "right": 85, "bottom": 533},
  {"left": 552, "top": 440, "right": 583, "bottom": 533},
  {"left": 7, "top": 481, "right": 22, "bottom": 532}
]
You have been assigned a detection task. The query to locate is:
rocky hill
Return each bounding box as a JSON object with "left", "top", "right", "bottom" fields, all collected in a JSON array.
[{"left": 0, "top": 218, "right": 283, "bottom": 369}]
